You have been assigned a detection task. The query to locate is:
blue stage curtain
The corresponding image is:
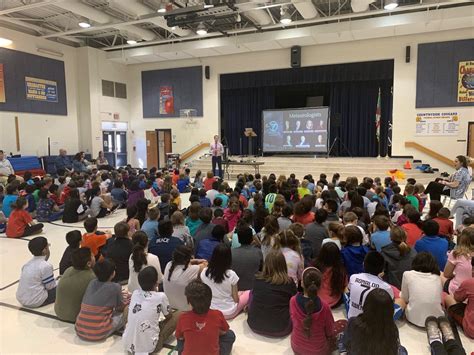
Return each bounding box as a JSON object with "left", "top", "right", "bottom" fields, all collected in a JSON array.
[
  {"left": 221, "top": 87, "right": 275, "bottom": 156},
  {"left": 328, "top": 80, "right": 393, "bottom": 157},
  {"left": 220, "top": 60, "right": 393, "bottom": 90}
]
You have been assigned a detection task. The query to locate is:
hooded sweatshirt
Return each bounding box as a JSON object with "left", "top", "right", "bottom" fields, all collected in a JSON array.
[{"left": 381, "top": 242, "right": 417, "bottom": 289}]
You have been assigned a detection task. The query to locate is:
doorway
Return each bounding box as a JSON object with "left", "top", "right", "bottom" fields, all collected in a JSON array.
[
  {"left": 146, "top": 129, "right": 172, "bottom": 169},
  {"left": 102, "top": 131, "right": 128, "bottom": 167},
  {"left": 468, "top": 122, "right": 474, "bottom": 158}
]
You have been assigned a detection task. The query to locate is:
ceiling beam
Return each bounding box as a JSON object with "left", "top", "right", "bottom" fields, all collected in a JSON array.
[{"left": 0, "top": 0, "right": 66, "bottom": 16}]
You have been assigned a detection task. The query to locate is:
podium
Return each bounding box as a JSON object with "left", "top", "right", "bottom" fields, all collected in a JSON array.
[{"left": 244, "top": 128, "right": 257, "bottom": 156}]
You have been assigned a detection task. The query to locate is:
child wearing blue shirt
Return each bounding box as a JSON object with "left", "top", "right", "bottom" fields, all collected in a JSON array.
[
  {"left": 2, "top": 183, "right": 18, "bottom": 218},
  {"left": 141, "top": 207, "right": 160, "bottom": 241},
  {"left": 199, "top": 189, "right": 212, "bottom": 208},
  {"left": 341, "top": 225, "right": 369, "bottom": 277},
  {"left": 414, "top": 219, "right": 448, "bottom": 270},
  {"left": 370, "top": 215, "right": 391, "bottom": 252}
]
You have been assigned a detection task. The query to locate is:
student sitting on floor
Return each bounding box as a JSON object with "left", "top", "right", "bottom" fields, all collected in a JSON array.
[
  {"left": 290, "top": 267, "right": 347, "bottom": 355},
  {"left": 87, "top": 187, "right": 114, "bottom": 219},
  {"left": 81, "top": 217, "right": 112, "bottom": 260},
  {"left": 446, "top": 274, "right": 474, "bottom": 339},
  {"left": 200, "top": 244, "right": 249, "bottom": 320},
  {"left": 370, "top": 215, "right": 391, "bottom": 252},
  {"left": 340, "top": 225, "right": 369, "bottom": 277},
  {"left": 59, "top": 230, "right": 82, "bottom": 275},
  {"left": 123, "top": 266, "right": 179, "bottom": 354},
  {"left": 6, "top": 197, "right": 43, "bottom": 238},
  {"left": 400, "top": 252, "right": 444, "bottom": 327},
  {"left": 195, "top": 225, "right": 227, "bottom": 261},
  {"left": 36, "top": 189, "right": 63, "bottom": 222},
  {"left": 141, "top": 206, "right": 160, "bottom": 241},
  {"left": 313, "top": 242, "right": 348, "bottom": 308},
  {"left": 175, "top": 280, "right": 236, "bottom": 355},
  {"left": 55, "top": 247, "right": 96, "bottom": 322},
  {"left": 149, "top": 220, "right": 185, "bottom": 273},
  {"left": 105, "top": 222, "right": 133, "bottom": 284},
  {"left": 127, "top": 231, "right": 163, "bottom": 293},
  {"left": 347, "top": 251, "right": 404, "bottom": 320},
  {"left": 62, "top": 188, "right": 89, "bottom": 223},
  {"left": 75, "top": 258, "right": 127, "bottom": 341},
  {"left": 247, "top": 250, "right": 297, "bottom": 337},
  {"left": 2, "top": 182, "right": 19, "bottom": 218},
  {"left": 16, "top": 236, "right": 57, "bottom": 308},
  {"left": 414, "top": 219, "right": 448, "bottom": 270},
  {"left": 433, "top": 207, "right": 454, "bottom": 239},
  {"left": 343, "top": 288, "right": 408, "bottom": 355}
]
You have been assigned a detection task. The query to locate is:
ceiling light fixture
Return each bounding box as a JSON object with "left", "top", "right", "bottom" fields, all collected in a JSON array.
[
  {"left": 127, "top": 39, "right": 138, "bottom": 45},
  {"left": 0, "top": 37, "right": 12, "bottom": 47},
  {"left": 157, "top": 2, "right": 167, "bottom": 13},
  {"left": 280, "top": 7, "right": 292, "bottom": 25},
  {"left": 196, "top": 22, "right": 207, "bottom": 35},
  {"left": 384, "top": 0, "right": 398, "bottom": 10},
  {"left": 78, "top": 21, "right": 91, "bottom": 28}
]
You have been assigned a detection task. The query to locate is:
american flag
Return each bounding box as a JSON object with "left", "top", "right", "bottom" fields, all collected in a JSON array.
[{"left": 375, "top": 87, "right": 381, "bottom": 140}]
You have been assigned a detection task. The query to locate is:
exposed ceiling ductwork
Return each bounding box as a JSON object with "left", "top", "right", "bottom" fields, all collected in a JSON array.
[
  {"left": 351, "top": 0, "right": 376, "bottom": 12},
  {"left": 292, "top": 0, "right": 319, "bottom": 19},
  {"left": 236, "top": 1, "right": 273, "bottom": 26},
  {"left": 54, "top": 0, "right": 157, "bottom": 41}
]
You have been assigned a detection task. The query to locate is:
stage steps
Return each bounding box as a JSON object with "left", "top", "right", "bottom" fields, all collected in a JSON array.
[{"left": 187, "top": 156, "right": 443, "bottom": 185}]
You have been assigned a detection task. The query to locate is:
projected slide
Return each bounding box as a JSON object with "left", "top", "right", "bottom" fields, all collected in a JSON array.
[{"left": 262, "top": 107, "right": 329, "bottom": 153}]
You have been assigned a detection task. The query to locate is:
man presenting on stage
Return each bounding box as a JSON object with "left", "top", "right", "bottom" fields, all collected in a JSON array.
[{"left": 210, "top": 135, "right": 224, "bottom": 178}]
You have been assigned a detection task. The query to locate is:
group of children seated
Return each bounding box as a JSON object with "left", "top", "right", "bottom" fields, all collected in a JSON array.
[{"left": 4, "top": 166, "right": 474, "bottom": 355}]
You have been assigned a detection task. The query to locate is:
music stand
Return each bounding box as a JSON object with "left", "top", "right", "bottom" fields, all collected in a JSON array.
[{"left": 244, "top": 128, "right": 257, "bottom": 157}]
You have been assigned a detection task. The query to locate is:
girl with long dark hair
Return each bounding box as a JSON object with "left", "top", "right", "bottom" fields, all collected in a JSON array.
[
  {"left": 163, "top": 245, "right": 207, "bottom": 311},
  {"left": 127, "top": 231, "right": 163, "bottom": 293},
  {"left": 290, "top": 267, "right": 347, "bottom": 355},
  {"left": 343, "top": 288, "right": 406, "bottom": 355},
  {"left": 313, "top": 242, "right": 348, "bottom": 307},
  {"left": 200, "top": 244, "right": 249, "bottom": 319}
]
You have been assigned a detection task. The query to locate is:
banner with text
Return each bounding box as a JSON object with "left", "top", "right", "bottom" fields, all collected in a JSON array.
[
  {"left": 25, "top": 76, "right": 58, "bottom": 102},
  {"left": 458, "top": 61, "right": 474, "bottom": 103},
  {"left": 415, "top": 112, "right": 460, "bottom": 136},
  {"left": 0, "top": 64, "right": 5, "bottom": 103}
]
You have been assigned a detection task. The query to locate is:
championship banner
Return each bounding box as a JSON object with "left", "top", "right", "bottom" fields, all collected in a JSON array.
[
  {"left": 25, "top": 76, "right": 58, "bottom": 102},
  {"left": 159, "top": 86, "right": 174, "bottom": 115},
  {"left": 0, "top": 64, "right": 5, "bottom": 103},
  {"left": 457, "top": 61, "right": 474, "bottom": 103},
  {"left": 415, "top": 112, "right": 460, "bottom": 136}
]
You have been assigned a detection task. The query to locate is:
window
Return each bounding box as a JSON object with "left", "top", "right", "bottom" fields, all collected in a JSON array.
[
  {"left": 102, "top": 80, "right": 127, "bottom": 99},
  {"left": 115, "top": 82, "right": 127, "bottom": 99}
]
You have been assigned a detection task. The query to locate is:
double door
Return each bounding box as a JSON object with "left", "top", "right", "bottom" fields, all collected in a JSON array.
[{"left": 102, "top": 130, "right": 127, "bottom": 167}]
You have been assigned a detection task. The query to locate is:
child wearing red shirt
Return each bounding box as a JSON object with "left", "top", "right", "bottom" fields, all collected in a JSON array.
[
  {"left": 290, "top": 267, "right": 346, "bottom": 355},
  {"left": 433, "top": 208, "right": 454, "bottom": 238},
  {"left": 175, "top": 280, "right": 235, "bottom": 355},
  {"left": 6, "top": 197, "right": 44, "bottom": 238}
]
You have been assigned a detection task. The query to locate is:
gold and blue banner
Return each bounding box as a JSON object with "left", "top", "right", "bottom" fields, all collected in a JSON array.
[{"left": 25, "top": 76, "right": 58, "bottom": 102}]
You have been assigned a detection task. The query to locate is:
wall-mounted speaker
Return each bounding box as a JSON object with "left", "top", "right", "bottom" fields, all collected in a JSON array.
[
  {"left": 405, "top": 46, "right": 411, "bottom": 63},
  {"left": 291, "top": 46, "right": 301, "bottom": 68},
  {"left": 205, "top": 65, "right": 210, "bottom": 79}
]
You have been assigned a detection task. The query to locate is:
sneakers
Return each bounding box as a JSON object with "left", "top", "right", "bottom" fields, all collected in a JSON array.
[{"left": 438, "top": 316, "right": 456, "bottom": 343}]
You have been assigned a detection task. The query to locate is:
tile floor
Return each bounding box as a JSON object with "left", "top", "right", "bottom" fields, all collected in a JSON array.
[{"left": 0, "top": 198, "right": 473, "bottom": 354}]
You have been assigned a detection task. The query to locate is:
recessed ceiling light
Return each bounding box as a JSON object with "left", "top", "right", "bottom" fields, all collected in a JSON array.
[
  {"left": 0, "top": 37, "right": 12, "bottom": 47},
  {"left": 127, "top": 39, "right": 138, "bottom": 45},
  {"left": 78, "top": 21, "right": 91, "bottom": 28},
  {"left": 384, "top": 0, "right": 398, "bottom": 10},
  {"left": 196, "top": 22, "right": 207, "bottom": 35}
]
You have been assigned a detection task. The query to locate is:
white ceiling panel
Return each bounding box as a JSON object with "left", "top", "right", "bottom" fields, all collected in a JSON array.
[
  {"left": 134, "top": 54, "right": 168, "bottom": 62},
  {"left": 242, "top": 40, "right": 282, "bottom": 51},
  {"left": 277, "top": 36, "right": 317, "bottom": 48},
  {"left": 158, "top": 51, "right": 194, "bottom": 60},
  {"left": 213, "top": 44, "right": 250, "bottom": 55},
  {"left": 184, "top": 47, "right": 221, "bottom": 58}
]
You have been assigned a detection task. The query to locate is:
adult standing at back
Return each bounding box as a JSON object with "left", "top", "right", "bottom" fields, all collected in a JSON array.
[
  {"left": 55, "top": 149, "right": 72, "bottom": 176},
  {"left": 210, "top": 135, "right": 224, "bottom": 179}
]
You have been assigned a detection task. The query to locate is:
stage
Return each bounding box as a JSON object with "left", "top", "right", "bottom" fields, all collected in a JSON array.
[{"left": 190, "top": 156, "right": 436, "bottom": 185}]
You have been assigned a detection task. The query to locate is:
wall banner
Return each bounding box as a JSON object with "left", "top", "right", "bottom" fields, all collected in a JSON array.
[
  {"left": 25, "top": 76, "right": 58, "bottom": 102},
  {"left": 415, "top": 112, "right": 460, "bottom": 136},
  {"left": 458, "top": 61, "right": 474, "bottom": 103},
  {"left": 159, "top": 86, "right": 174, "bottom": 115},
  {"left": 0, "top": 64, "right": 5, "bottom": 103}
]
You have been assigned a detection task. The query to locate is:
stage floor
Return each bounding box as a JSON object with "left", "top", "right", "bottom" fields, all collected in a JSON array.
[{"left": 190, "top": 156, "right": 441, "bottom": 185}]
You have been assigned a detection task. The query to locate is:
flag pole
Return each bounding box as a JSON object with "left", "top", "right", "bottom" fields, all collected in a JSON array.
[{"left": 376, "top": 87, "right": 381, "bottom": 159}]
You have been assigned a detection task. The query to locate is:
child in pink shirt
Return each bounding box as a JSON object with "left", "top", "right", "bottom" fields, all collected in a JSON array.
[{"left": 290, "top": 267, "right": 346, "bottom": 355}]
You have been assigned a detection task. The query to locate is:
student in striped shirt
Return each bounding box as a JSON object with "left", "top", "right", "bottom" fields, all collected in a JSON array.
[
  {"left": 16, "top": 237, "right": 57, "bottom": 308},
  {"left": 75, "top": 258, "right": 127, "bottom": 341}
]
